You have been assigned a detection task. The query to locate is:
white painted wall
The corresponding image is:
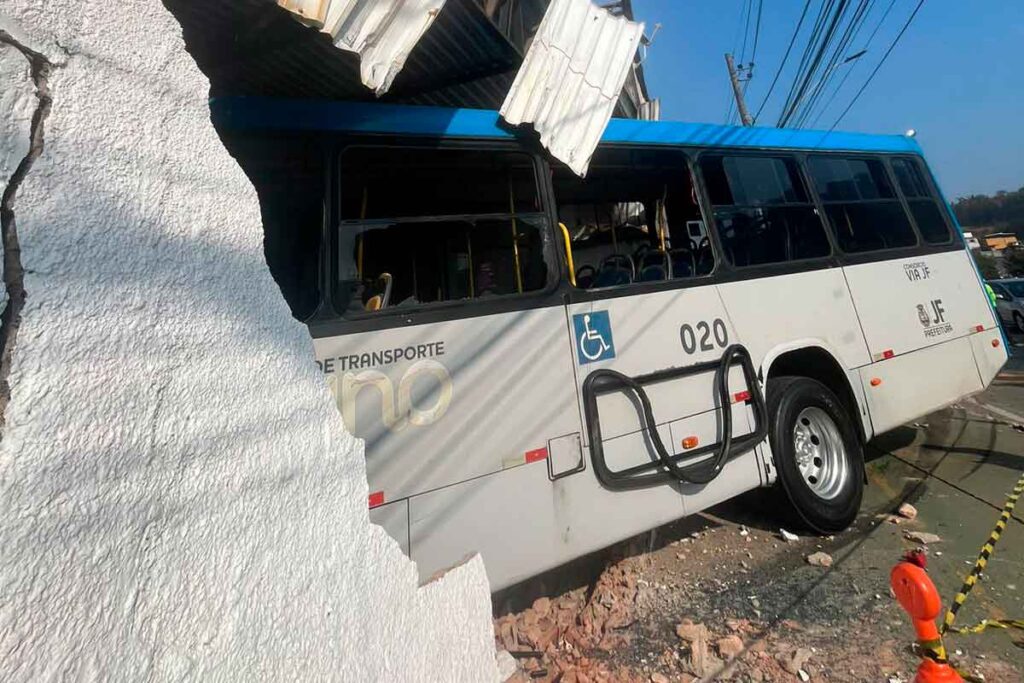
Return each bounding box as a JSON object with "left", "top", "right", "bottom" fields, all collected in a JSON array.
[{"left": 0, "top": 3, "right": 497, "bottom": 681}]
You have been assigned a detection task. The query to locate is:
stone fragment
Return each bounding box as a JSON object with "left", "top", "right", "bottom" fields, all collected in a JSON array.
[
  {"left": 716, "top": 634, "right": 745, "bottom": 658},
  {"left": 897, "top": 503, "right": 918, "bottom": 520},
  {"left": 905, "top": 531, "right": 941, "bottom": 544},
  {"left": 806, "top": 552, "right": 833, "bottom": 568},
  {"left": 781, "top": 529, "right": 799, "bottom": 542}
]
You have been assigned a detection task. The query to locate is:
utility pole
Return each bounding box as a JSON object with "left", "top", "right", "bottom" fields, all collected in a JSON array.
[{"left": 725, "top": 53, "right": 753, "bottom": 127}]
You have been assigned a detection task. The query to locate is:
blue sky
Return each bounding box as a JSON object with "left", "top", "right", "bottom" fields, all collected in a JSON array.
[{"left": 631, "top": 0, "right": 1024, "bottom": 200}]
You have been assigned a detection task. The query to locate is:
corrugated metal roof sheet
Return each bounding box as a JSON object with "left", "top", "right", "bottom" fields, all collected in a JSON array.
[
  {"left": 277, "top": 0, "right": 448, "bottom": 95},
  {"left": 499, "top": 0, "right": 644, "bottom": 176}
]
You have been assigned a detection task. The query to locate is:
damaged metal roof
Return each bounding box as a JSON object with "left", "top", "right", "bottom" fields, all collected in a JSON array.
[
  {"left": 276, "top": 0, "right": 449, "bottom": 96},
  {"left": 167, "top": 0, "right": 520, "bottom": 109},
  {"left": 165, "top": 0, "right": 650, "bottom": 114},
  {"left": 499, "top": 0, "right": 645, "bottom": 175}
]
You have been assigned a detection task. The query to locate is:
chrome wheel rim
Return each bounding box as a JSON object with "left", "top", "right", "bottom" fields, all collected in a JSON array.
[{"left": 792, "top": 406, "right": 849, "bottom": 500}]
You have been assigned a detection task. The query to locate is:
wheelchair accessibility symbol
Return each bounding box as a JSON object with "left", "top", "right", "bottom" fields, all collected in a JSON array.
[{"left": 573, "top": 311, "right": 615, "bottom": 365}]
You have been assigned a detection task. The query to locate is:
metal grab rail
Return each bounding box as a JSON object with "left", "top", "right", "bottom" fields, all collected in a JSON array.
[
  {"left": 559, "top": 222, "right": 576, "bottom": 287},
  {"left": 581, "top": 344, "right": 768, "bottom": 491}
]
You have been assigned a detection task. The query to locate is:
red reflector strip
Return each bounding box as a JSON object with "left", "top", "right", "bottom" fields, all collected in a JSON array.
[
  {"left": 882, "top": 349, "right": 894, "bottom": 360},
  {"left": 368, "top": 491, "right": 385, "bottom": 509},
  {"left": 974, "top": 324, "right": 985, "bottom": 333},
  {"left": 525, "top": 447, "right": 548, "bottom": 464},
  {"left": 733, "top": 390, "right": 751, "bottom": 403}
]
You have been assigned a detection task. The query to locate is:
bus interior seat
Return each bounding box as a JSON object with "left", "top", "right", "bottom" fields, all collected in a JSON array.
[
  {"left": 669, "top": 248, "right": 695, "bottom": 278},
  {"left": 594, "top": 254, "right": 635, "bottom": 288},
  {"left": 637, "top": 250, "right": 669, "bottom": 281},
  {"left": 576, "top": 264, "right": 596, "bottom": 289},
  {"left": 694, "top": 237, "right": 714, "bottom": 274}
]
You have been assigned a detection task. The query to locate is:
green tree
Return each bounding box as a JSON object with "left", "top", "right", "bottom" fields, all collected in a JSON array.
[
  {"left": 1002, "top": 248, "right": 1024, "bottom": 277},
  {"left": 973, "top": 251, "right": 1000, "bottom": 280}
]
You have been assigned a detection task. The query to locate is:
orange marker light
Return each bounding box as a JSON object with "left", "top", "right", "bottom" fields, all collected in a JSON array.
[
  {"left": 870, "top": 378, "right": 882, "bottom": 387},
  {"left": 974, "top": 324, "right": 984, "bottom": 333},
  {"left": 992, "top": 339, "right": 1001, "bottom": 348},
  {"left": 733, "top": 390, "right": 751, "bottom": 403},
  {"left": 681, "top": 436, "right": 699, "bottom": 450}
]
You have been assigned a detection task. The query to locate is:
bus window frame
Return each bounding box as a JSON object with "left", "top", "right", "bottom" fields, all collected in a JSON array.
[
  {"left": 692, "top": 149, "right": 837, "bottom": 271},
  {"left": 800, "top": 151, "right": 968, "bottom": 267},
  {"left": 326, "top": 140, "right": 564, "bottom": 323},
  {"left": 884, "top": 154, "right": 955, "bottom": 246},
  {"left": 554, "top": 145, "right": 725, "bottom": 305}
]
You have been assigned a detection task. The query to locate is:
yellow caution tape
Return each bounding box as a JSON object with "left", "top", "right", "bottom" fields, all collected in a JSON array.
[{"left": 941, "top": 472, "right": 1024, "bottom": 635}]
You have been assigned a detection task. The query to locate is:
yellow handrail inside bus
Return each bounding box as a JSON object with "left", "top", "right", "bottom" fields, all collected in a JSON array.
[
  {"left": 509, "top": 181, "right": 523, "bottom": 294},
  {"left": 559, "top": 222, "right": 576, "bottom": 287}
]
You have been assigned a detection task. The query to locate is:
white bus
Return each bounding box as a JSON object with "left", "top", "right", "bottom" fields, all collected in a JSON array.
[{"left": 216, "top": 98, "right": 1007, "bottom": 591}]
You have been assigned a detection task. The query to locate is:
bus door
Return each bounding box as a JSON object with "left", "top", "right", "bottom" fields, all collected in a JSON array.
[
  {"left": 805, "top": 155, "right": 999, "bottom": 434},
  {"left": 553, "top": 147, "right": 766, "bottom": 522}
]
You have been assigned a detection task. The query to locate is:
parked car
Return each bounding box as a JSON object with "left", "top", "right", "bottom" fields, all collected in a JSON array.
[{"left": 988, "top": 279, "right": 1024, "bottom": 331}]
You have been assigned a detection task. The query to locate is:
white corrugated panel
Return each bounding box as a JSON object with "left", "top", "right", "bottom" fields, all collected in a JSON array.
[
  {"left": 500, "top": 0, "right": 644, "bottom": 176},
  {"left": 277, "top": 0, "right": 447, "bottom": 95}
]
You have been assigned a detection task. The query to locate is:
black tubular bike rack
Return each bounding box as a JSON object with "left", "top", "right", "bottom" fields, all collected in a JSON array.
[{"left": 581, "top": 344, "right": 768, "bottom": 491}]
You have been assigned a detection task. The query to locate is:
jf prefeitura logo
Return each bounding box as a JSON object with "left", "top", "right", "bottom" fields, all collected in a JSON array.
[{"left": 917, "top": 299, "right": 952, "bottom": 338}]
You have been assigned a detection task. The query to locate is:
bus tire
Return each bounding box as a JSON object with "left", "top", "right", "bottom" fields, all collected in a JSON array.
[{"left": 767, "top": 376, "right": 864, "bottom": 533}]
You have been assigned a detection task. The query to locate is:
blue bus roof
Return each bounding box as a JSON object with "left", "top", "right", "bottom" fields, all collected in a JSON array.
[{"left": 211, "top": 96, "right": 923, "bottom": 156}]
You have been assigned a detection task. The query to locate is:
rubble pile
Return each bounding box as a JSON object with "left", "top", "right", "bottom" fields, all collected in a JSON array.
[{"left": 494, "top": 558, "right": 642, "bottom": 682}]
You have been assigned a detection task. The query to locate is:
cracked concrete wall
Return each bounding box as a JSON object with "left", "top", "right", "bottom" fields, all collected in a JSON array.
[{"left": 0, "top": 3, "right": 498, "bottom": 681}]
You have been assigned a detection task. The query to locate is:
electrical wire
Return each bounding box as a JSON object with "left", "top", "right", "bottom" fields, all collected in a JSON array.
[
  {"left": 792, "top": 0, "right": 873, "bottom": 128},
  {"left": 827, "top": 0, "right": 926, "bottom": 132},
  {"left": 805, "top": 0, "right": 894, "bottom": 128},
  {"left": 750, "top": 0, "right": 764, "bottom": 68},
  {"left": 779, "top": 0, "right": 851, "bottom": 127},
  {"left": 779, "top": 0, "right": 836, "bottom": 125},
  {"left": 739, "top": 0, "right": 753, "bottom": 65},
  {"left": 805, "top": 0, "right": 893, "bottom": 128},
  {"left": 752, "top": 0, "right": 813, "bottom": 123}
]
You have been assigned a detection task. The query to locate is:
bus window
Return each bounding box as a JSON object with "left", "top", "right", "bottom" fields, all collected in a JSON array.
[
  {"left": 807, "top": 156, "right": 917, "bottom": 253},
  {"left": 699, "top": 155, "right": 829, "bottom": 267},
  {"left": 335, "top": 148, "right": 549, "bottom": 315},
  {"left": 890, "top": 157, "right": 952, "bottom": 244},
  {"left": 552, "top": 148, "right": 710, "bottom": 289}
]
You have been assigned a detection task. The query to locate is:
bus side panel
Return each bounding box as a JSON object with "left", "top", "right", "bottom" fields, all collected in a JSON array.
[
  {"left": 567, "top": 285, "right": 752, "bottom": 465},
  {"left": 408, "top": 454, "right": 687, "bottom": 591},
  {"left": 716, "top": 269, "right": 872, "bottom": 370},
  {"left": 842, "top": 250, "right": 997, "bottom": 359},
  {"left": 857, "top": 336, "right": 983, "bottom": 435},
  {"left": 842, "top": 249, "right": 1002, "bottom": 431},
  {"left": 313, "top": 306, "right": 580, "bottom": 503},
  {"left": 970, "top": 328, "right": 1009, "bottom": 387}
]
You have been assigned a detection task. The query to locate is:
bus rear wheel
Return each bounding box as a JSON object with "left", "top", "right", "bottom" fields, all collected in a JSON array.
[{"left": 767, "top": 376, "right": 864, "bottom": 533}]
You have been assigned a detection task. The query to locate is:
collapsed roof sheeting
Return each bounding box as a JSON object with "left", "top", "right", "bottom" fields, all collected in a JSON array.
[
  {"left": 500, "top": 0, "right": 644, "bottom": 176},
  {"left": 277, "top": 0, "right": 448, "bottom": 96},
  {"left": 167, "top": 0, "right": 520, "bottom": 109}
]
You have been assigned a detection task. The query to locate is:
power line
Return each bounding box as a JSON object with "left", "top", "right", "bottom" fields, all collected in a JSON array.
[
  {"left": 750, "top": 0, "right": 764, "bottom": 67},
  {"left": 792, "top": 0, "right": 873, "bottom": 128},
  {"left": 805, "top": 0, "right": 894, "bottom": 129},
  {"left": 779, "top": 0, "right": 837, "bottom": 124},
  {"left": 739, "top": 0, "right": 753, "bottom": 64},
  {"left": 753, "top": 0, "right": 813, "bottom": 123},
  {"left": 780, "top": 0, "right": 851, "bottom": 127},
  {"left": 827, "top": 0, "right": 926, "bottom": 132}
]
